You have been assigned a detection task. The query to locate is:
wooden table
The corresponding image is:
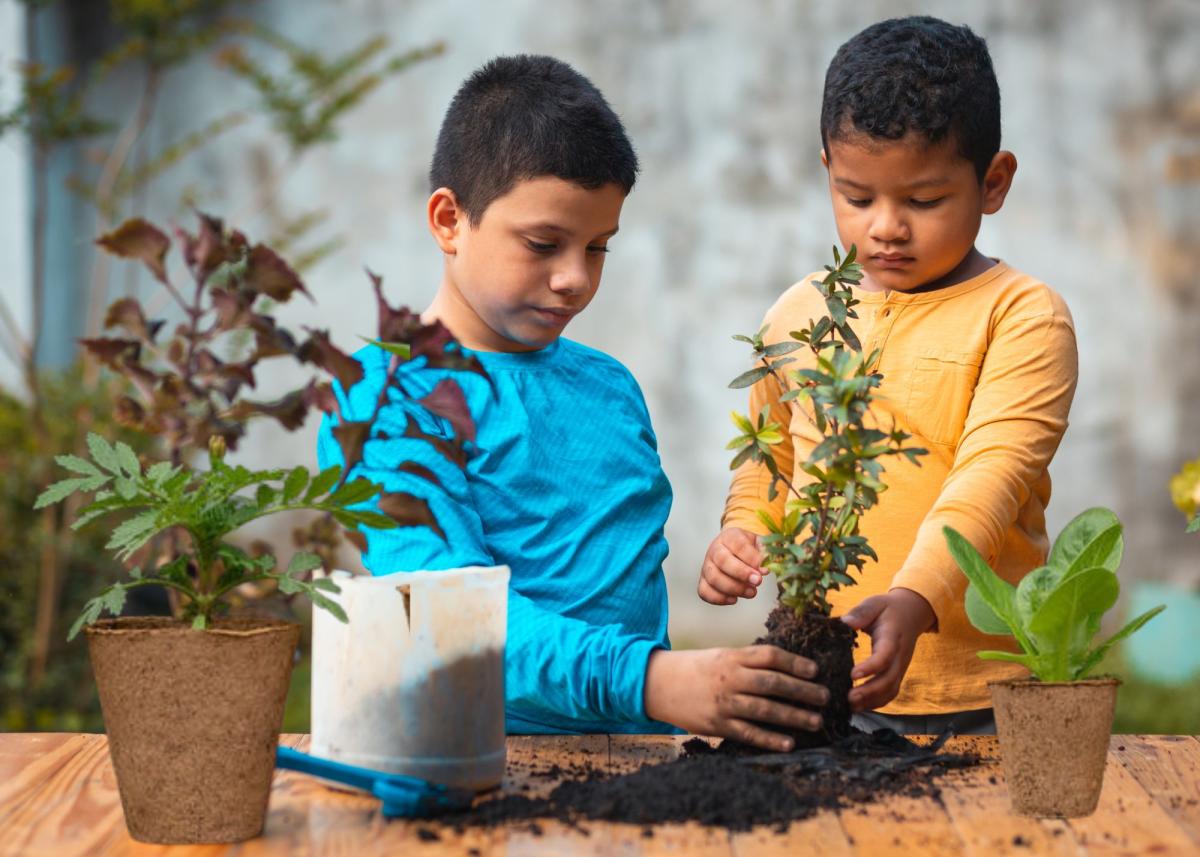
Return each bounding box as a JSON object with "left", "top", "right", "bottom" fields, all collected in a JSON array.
[{"left": 1, "top": 733, "right": 1197, "bottom": 856}]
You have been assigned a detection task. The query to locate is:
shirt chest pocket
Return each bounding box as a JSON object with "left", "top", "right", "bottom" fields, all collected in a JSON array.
[{"left": 905, "top": 348, "right": 984, "bottom": 446}]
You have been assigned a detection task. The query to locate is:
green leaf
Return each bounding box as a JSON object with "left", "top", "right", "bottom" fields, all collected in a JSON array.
[
  {"left": 192, "top": 614, "right": 208, "bottom": 630},
  {"left": 287, "top": 551, "right": 323, "bottom": 575},
  {"left": 943, "top": 527, "right": 1022, "bottom": 639},
  {"left": 305, "top": 466, "right": 342, "bottom": 501},
  {"left": 326, "top": 477, "right": 381, "bottom": 508},
  {"left": 729, "top": 366, "right": 770, "bottom": 389},
  {"left": 86, "top": 433, "right": 122, "bottom": 475},
  {"left": 1014, "top": 565, "right": 1059, "bottom": 627},
  {"left": 277, "top": 575, "right": 304, "bottom": 594},
  {"left": 1048, "top": 508, "right": 1122, "bottom": 572},
  {"left": 311, "top": 590, "right": 349, "bottom": 623},
  {"left": 146, "top": 462, "right": 174, "bottom": 484},
  {"left": 283, "top": 466, "right": 310, "bottom": 502},
  {"left": 312, "top": 577, "right": 341, "bottom": 593},
  {"left": 34, "top": 478, "right": 86, "bottom": 509},
  {"left": 114, "top": 478, "right": 139, "bottom": 500},
  {"left": 101, "top": 584, "right": 127, "bottom": 616},
  {"left": 977, "top": 650, "right": 1036, "bottom": 667},
  {"left": 55, "top": 454, "right": 101, "bottom": 477},
  {"left": 67, "top": 598, "right": 104, "bottom": 641},
  {"left": 965, "top": 583, "right": 1013, "bottom": 636},
  {"left": 106, "top": 509, "right": 161, "bottom": 558},
  {"left": 762, "top": 341, "right": 804, "bottom": 357},
  {"left": 1187, "top": 514, "right": 1199, "bottom": 534},
  {"left": 115, "top": 441, "right": 141, "bottom": 478},
  {"left": 1073, "top": 605, "right": 1166, "bottom": 679},
  {"left": 361, "top": 336, "right": 411, "bottom": 359},
  {"left": 1027, "top": 567, "right": 1119, "bottom": 681}
]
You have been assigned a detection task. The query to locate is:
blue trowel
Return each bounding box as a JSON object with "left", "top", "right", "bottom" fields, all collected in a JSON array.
[{"left": 276, "top": 745, "right": 475, "bottom": 818}]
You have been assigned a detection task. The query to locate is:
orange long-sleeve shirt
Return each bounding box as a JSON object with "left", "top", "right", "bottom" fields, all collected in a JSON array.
[{"left": 723, "top": 261, "right": 1078, "bottom": 713}]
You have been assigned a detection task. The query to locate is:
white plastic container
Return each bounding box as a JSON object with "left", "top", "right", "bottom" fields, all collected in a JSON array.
[{"left": 311, "top": 565, "right": 510, "bottom": 791}]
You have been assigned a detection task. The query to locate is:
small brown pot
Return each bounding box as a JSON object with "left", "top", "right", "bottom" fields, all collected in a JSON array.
[
  {"left": 86, "top": 617, "right": 300, "bottom": 844},
  {"left": 989, "top": 677, "right": 1119, "bottom": 817}
]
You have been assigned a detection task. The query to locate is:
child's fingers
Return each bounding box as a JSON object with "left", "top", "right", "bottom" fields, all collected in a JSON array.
[
  {"left": 701, "top": 562, "right": 756, "bottom": 599},
  {"left": 848, "top": 661, "right": 903, "bottom": 711},
  {"left": 722, "top": 717, "right": 796, "bottom": 753},
  {"left": 850, "top": 636, "right": 897, "bottom": 681},
  {"left": 713, "top": 543, "right": 764, "bottom": 587},
  {"left": 724, "top": 528, "right": 767, "bottom": 569},
  {"left": 738, "top": 664, "right": 829, "bottom": 709},
  {"left": 697, "top": 577, "right": 737, "bottom": 606},
  {"left": 727, "top": 692, "right": 822, "bottom": 733}
]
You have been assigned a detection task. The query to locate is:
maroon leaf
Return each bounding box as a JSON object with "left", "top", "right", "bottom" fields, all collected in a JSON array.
[
  {"left": 332, "top": 420, "right": 372, "bottom": 474},
  {"left": 210, "top": 287, "right": 253, "bottom": 328},
  {"left": 416, "top": 379, "right": 476, "bottom": 442},
  {"left": 79, "top": 337, "right": 140, "bottom": 369},
  {"left": 96, "top": 218, "right": 171, "bottom": 285},
  {"left": 226, "top": 388, "right": 310, "bottom": 432},
  {"left": 398, "top": 461, "right": 442, "bottom": 488},
  {"left": 378, "top": 492, "right": 444, "bottom": 540},
  {"left": 244, "top": 244, "right": 310, "bottom": 302},
  {"left": 305, "top": 381, "right": 340, "bottom": 415},
  {"left": 113, "top": 395, "right": 145, "bottom": 428},
  {"left": 103, "top": 297, "right": 161, "bottom": 342},
  {"left": 403, "top": 420, "right": 466, "bottom": 468},
  {"left": 251, "top": 315, "right": 298, "bottom": 358},
  {"left": 298, "top": 329, "right": 364, "bottom": 391},
  {"left": 343, "top": 528, "right": 368, "bottom": 553}
]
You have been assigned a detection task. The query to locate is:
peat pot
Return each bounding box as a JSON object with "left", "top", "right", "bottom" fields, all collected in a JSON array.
[
  {"left": 990, "top": 677, "right": 1120, "bottom": 817},
  {"left": 86, "top": 617, "right": 300, "bottom": 844},
  {"left": 312, "top": 565, "right": 510, "bottom": 791}
]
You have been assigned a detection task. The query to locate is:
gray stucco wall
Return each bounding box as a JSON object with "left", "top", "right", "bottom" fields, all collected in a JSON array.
[{"left": 7, "top": 0, "right": 1198, "bottom": 645}]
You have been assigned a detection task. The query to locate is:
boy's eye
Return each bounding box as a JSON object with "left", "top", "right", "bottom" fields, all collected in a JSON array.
[
  {"left": 910, "top": 197, "right": 945, "bottom": 209},
  {"left": 586, "top": 245, "right": 610, "bottom": 255},
  {"left": 845, "top": 196, "right": 872, "bottom": 208},
  {"left": 525, "top": 240, "right": 556, "bottom": 254}
]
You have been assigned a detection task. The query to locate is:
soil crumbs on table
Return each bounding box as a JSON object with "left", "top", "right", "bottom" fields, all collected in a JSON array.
[{"left": 442, "top": 728, "right": 978, "bottom": 835}]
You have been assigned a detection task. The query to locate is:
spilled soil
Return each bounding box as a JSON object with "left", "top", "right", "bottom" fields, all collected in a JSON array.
[{"left": 430, "top": 728, "right": 977, "bottom": 836}]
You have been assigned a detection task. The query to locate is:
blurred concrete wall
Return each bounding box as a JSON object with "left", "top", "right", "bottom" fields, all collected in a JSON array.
[{"left": 6, "top": 0, "right": 1198, "bottom": 646}]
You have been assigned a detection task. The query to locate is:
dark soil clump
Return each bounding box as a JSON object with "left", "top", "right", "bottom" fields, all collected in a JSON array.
[
  {"left": 723, "top": 606, "right": 857, "bottom": 751},
  {"left": 441, "top": 728, "right": 976, "bottom": 834}
]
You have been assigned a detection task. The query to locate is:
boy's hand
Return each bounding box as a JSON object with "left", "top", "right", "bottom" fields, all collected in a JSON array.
[
  {"left": 698, "top": 527, "right": 768, "bottom": 605},
  {"left": 840, "top": 588, "right": 936, "bottom": 712},
  {"left": 644, "top": 646, "right": 828, "bottom": 751}
]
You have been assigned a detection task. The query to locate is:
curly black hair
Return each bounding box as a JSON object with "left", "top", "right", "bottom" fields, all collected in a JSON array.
[
  {"left": 820, "top": 16, "right": 1001, "bottom": 180},
  {"left": 430, "top": 55, "right": 638, "bottom": 224}
]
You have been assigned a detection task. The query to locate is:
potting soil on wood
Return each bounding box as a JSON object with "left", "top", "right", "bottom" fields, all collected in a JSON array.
[{"left": 438, "top": 728, "right": 977, "bottom": 834}]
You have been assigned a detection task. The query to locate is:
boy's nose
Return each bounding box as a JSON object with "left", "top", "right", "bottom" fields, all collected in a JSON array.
[
  {"left": 868, "top": 206, "right": 910, "bottom": 243},
  {"left": 549, "top": 260, "right": 591, "bottom": 296}
]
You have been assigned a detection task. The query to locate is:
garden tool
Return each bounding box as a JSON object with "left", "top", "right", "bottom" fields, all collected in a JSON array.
[{"left": 276, "top": 745, "right": 474, "bottom": 818}]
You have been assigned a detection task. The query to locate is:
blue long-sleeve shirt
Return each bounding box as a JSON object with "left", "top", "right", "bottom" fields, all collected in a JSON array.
[{"left": 316, "top": 337, "right": 676, "bottom": 734}]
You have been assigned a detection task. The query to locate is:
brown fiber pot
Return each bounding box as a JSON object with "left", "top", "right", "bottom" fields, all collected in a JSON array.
[
  {"left": 989, "top": 677, "right": 1119, "bottom": 818},
  {"left": 86, "top": 617, "right": 300, "bottom": 844}
]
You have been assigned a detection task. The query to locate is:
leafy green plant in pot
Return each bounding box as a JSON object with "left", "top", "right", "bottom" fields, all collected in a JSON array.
[
  {"left": 727, "top": 246, "right": 926, "bottom": 748},
  {"left": 36, "top": 214, "right": 483, "bottom": 844},
  {"left": 944, "top": 508, "right": 1166, "bottom": 817}
]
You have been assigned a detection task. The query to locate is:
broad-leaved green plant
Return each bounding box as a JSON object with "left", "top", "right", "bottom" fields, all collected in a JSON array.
[{"left": 944, "top": 508, "right": 1165, "bottom": 681}]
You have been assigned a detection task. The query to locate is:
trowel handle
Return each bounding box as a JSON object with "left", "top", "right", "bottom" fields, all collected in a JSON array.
[{"left": 276, "top": 745, "right": 387, "bottom": 792}]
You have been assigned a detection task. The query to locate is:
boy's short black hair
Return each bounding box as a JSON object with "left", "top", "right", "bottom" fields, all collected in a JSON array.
[
  {"left": 821, "top": 16, "right": 1001, "bottom": 180},
  {"left": 430, "top": 55, "right": 638, "bottom": 223}
]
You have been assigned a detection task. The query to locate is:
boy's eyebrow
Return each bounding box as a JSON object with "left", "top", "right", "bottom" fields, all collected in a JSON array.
[
  {"left": 833, "top": 176, "right": 952, "bottom": 191},
  {"left": 518, "top": 222, "right": 620, "bottom": 238}
]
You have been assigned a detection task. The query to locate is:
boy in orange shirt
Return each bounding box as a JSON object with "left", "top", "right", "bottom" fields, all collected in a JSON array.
[{"left": 700, "top": 16, "right": 1078, "bottom": 735}]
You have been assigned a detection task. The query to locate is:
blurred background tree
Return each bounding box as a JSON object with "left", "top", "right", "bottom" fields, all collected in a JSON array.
[{"left": 0, "top": 0, "right": 442, "bottom": 731}]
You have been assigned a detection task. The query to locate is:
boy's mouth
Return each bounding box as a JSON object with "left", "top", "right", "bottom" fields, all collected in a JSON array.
[
  {"left": 531, "top": 306, "right": 578, "bottom": 326},
  {"left": 872, "top": 253, "right": 915, "bottom": 270}
]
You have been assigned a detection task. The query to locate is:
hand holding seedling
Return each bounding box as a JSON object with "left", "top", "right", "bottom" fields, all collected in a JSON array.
[
  {"left": 841, "top": 588, "right": 935, "bottom": 711},
  {"left": 698, "top": 527, "right": 768, "bottom": 605},
  {"left": 644, "top": 646, "right": 829, "bottom": 751}
]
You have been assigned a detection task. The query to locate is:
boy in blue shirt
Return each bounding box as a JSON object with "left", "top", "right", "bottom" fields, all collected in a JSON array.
[{"left": 319, "top": 55, "right": 826, "bottom": 751}]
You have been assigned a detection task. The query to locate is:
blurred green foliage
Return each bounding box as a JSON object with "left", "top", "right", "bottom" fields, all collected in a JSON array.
[{"left": 0, "top": 369, "right": 152, "bottom": 731}]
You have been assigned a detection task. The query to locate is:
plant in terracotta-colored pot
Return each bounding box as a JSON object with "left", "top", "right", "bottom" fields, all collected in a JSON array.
[
  {"left": 35, "top": 214, "right": 483, "bottom": 844},
  {"left": 944, "top": 508, "right": 1166, "bottom": 817}
]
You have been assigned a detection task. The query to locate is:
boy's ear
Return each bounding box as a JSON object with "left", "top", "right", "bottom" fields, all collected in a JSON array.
[
  {"left": 981, "top": 151, "right": 1018, "bottom": 215},
  {"left": 820, "top": 148, "right": 830, "bottom": 170},
  {"left": 427, "top": 187, "right": 464, "bottom": 254}
]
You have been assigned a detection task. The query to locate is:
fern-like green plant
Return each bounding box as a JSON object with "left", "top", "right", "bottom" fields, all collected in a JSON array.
[
  {"left": 944, "top": 508, "right": 1166, "bottom": 682},
  {"left": 727, "top": 245, "right": 927, "bottom": 614}
]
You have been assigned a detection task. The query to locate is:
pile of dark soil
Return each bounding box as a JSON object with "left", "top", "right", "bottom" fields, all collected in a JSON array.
[{"left": 434, "top": 728, "right": 977, "bottom": 835}]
